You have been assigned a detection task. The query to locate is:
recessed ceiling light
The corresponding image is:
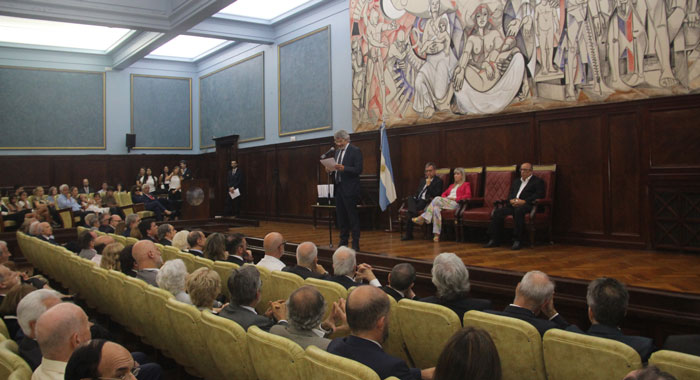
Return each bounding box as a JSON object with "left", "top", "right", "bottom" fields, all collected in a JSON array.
[
  {"left": 218, "top": 0, "right": 314, "bottom": 21},
  {"left": 147, "top": 35, "right": 231, "bottom": 60}
]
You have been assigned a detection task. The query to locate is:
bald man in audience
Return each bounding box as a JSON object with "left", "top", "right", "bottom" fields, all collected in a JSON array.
[
  {"left": 132, "top": 240, "right": 163, "bottom": 287},
  {"left": 17, "top": 289, "right": 63, "bottom": 370},
  {"left": 65, "top": 340, "right": 139, "bottom": 380},
  {"left": 487, "top": 270, "right": 571, "bottom": 336},
  {"left": 257, "top": 232, "right": 286, "bottom": 271},
  {"left": 327, "top": 286, "right": 434, "bottom": 380},
  {"left": 328, "top": 246, "right": 380, "bottom": 289},
  {"left": 32, "top": 303, "right": 91, "bottom": 380},
  {"left": 186, "top": 230, "right": 205, "bottom": 257},
  {"left": 282, "top": 242, "right": 329, "bottom": 280}
]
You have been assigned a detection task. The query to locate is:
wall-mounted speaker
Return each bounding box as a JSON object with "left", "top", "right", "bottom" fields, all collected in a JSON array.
[{"left": 126, "top": 133, "right": 136, "bottom": 152}]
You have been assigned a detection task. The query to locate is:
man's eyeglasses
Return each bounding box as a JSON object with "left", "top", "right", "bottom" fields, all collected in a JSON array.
[{"left": 278, "top": 241, "right": 287, "bottom": 250}]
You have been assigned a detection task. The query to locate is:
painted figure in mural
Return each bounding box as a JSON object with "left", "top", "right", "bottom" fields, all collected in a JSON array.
[
  {"left": 412, "top": 0, "right": 457, "bottom": 118},
  {"left": 534, "top": 0, "right": 560, "bottom": 74},
  {"left": 638, "top": 0, "right": 679, "bottom": 87},
  {"left": 383, "top": 29, "right": 419, "bottom": 115},
  {"left": 452, "top": 4, "right": 525, "bottom": 113},
  {"left": 502, "top": 0, "right": 537, "bottom": 99},
  {"left": 607, "top": 0, "right": 647, "bottom": 89},
  {"left": 363, "top": 3, "right": 399, "bottom": 119},
  {"left": 352, "top": 37, "right": 367, "bottom": 112}
]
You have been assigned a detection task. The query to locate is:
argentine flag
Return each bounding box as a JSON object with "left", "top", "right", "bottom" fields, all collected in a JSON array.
[{"left": 379, "top": 123, "right": 397, "bottom": 211}]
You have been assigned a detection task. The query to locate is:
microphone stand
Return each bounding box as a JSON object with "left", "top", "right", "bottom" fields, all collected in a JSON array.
[{"left": 327, "top": 171, "right": 333, "bottom": 248}]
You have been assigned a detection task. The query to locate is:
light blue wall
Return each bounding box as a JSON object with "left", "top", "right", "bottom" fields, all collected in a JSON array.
[{"left": 0, "top": 0, "right": 351, "bottom": 155}]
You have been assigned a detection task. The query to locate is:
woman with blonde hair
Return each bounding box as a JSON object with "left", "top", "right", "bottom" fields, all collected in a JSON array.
[
  {"left": 172, "top": 230, "right": 190, "bottom": 251},
  {"left": 186, "top": 267, "right": 222, "bottom": 311},
  {"left": 413, "top": 167, "right": 471, "bottom": 242},
  {"left": 100, "top": 242, "right": 124, "bottom": 271}
]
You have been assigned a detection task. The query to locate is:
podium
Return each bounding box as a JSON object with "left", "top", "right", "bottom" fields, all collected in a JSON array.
[{"left": 181, "top": 179, "right": 210, "bottom": 220}]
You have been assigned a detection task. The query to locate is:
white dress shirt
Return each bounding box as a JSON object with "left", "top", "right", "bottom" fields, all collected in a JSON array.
[
  {"left": 32, "top": 358, "right": 66, "bottom": 380},
  {"left": 515, "top": 175, "right": 532, "bottom": 199},
  {"left": 257, "top": 255, "right": 285, "bottom": 271}
]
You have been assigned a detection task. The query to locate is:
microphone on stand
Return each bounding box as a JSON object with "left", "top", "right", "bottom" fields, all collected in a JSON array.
[{"left": 320, "top": 146, "right": 335, "bottom": 159}]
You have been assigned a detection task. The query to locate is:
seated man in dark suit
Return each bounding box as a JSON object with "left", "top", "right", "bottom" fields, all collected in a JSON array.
[
  {"left": 328, "top": 285, "right": 434, "bottom": 380},
  {"left": 186, "top": 230, "right": 205, "bottom": 257},
  {"left": 37, "top": 222, "right": 59, "bottom": 245},
  {"left": 224, "top": 233, "right": 253, "bottom": 265},
  {"left": 484, "top": 162, "right": 545, "bottom": 250},
  {"left": 328, "top": 246, "right": 380, "bottom": 289},
  {"left": 580, "top": 277, "right": 655, "bottom": 362},
  {"left": 122, "top": 214, "right": 140, "bottom": 238},
  {"left": 131, "top": 185, "right": 172, "bottom": 221},
  {"left": 138, "top": 219, "right": 159, "bottom": 243},
  {"left": 282, "top": 242, "right": 329, "bottom": 280},
  {"left": 421, "top": 253, "right": 491, "bottom": 320},
  {"left": 487, "top": 270, "right": 571, "bottom": 336},
  {"left": 157, "top": 223, "right": 175, "bottom": 246},
  {"left": 217, "top": 265, "right": 287, "bottom": 331},
  {"left": 381, "top": 263, "right": 418, "bottom": 302},
  {"left": 402, "top": 162, "right": 444, "bottom": 240}
]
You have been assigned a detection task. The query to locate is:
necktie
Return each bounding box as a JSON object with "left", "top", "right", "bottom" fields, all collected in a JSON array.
[{"left": 336, "top": 149, "right": 345, "bottom": 183}]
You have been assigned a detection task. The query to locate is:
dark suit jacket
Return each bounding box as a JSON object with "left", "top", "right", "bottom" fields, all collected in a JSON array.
[
  {"left": 99, "top": 225, "right": 115, "bottom": 234},
  {"left": 78, "top": 186, "right": 94, "bottom": 194},
  {"left": 508, "top": 175, "right": 546, "bottom": 205},
  {"left": 227, "top": 168, "right": 243, "bottom": 189},
  {"left": 38, "top": 235, "right": 59, "bottom": 245},
  {"left": 227, "top": 255, "right": 245, "bottom": 266},
  {"left": 414, "top": 176, "right": 444, "bottom": 200},
  {"left": 328, "top": 275, "right": 362, "bottom": 289},
  {"left": 188, "top": 249, "right": 204, "bottom": 257},
  {"left": 282, "top": 265, "right": 329, "bottom": 280},
  {"left": 663, "top": 334, "right": 700, "bottom": 357},
  {"left": 327, "top": 336, "right": 421, "bottom": 380},
  {"left": 487, "top": 305, "right": 570, "bottom": 336},
  {"left": 333, "top": 144, "right": 363, "bottom": 197},
  {"left": 18, "top": 336, "right": 42, "bottom": 370},
  {"left": 381, "top": 286, "right": 416, "bottom": 302},
  {"left": 161, "top": 239, "right": 172, "bottom": 246},
  {"left": 181, "top": 168, "right": 193, "bottom": 180},
  {"left": 218, "top": 303, "right": 276, "bottom": 331},
  {"left": 586, "top": 324, "right": 655, "bottom": 362},
  {"left": 421, "top": 295, "right": 492, "bottom": 321}
]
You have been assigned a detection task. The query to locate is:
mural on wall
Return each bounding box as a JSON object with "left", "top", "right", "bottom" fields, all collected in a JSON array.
[{"left": 350, "top": 0, "right": 700, "bottom": 130}]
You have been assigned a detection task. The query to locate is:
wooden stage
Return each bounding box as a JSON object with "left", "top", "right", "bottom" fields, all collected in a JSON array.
[{"left": 231, "top": 221, "right": 700, "bottom": 295}]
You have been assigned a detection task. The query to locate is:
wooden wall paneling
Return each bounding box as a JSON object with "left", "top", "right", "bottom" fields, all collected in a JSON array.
[
  {"left": 238, "top": 149, "right": 270, "bottom": 218},
  {"left": 52, "top": 158, "right": 73, "bottom": 189},
  {"left": 538, "top": 113, "right": 606, "bottom": 237},
  {"left": 648, "top": 106, "right": 700, "bottom": 168},
  {"left": 351, "top": 132, "right": 378, "bottom": 175},
  {"left": 608, "top": 111, "right": 642, "bottom": 239},
  {"left": 0, "top": 157, "right": 51, "bottom": 188},
  {"left": 395, "top": 132, "right": 442, "bottom": 201},
  {"left": 277, "top": 143, "right": 318, "bottom": 218},
  {"left": 444, "top": 121, "right": 532, "bottom": 167}
]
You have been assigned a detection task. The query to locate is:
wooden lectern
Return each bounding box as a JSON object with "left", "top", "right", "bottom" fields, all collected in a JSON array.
[{"left": 181, "top": 179, "right": 210, "bottom": 220}]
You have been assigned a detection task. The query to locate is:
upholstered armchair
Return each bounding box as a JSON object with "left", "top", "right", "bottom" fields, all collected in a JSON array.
[
  {"left": 459, "top": 165, "right": 516, "bottom": 241},
  {"left": 397, "top": 168, "right": 450, "bottom": 239}
]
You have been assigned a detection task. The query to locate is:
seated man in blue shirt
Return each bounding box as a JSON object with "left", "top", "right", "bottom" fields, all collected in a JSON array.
[
  {"left": 327, "top": 286, "right": 434, "bottom": 380},
  {"left": 56, "top": 184, "right": 88, "bottom": 223}
]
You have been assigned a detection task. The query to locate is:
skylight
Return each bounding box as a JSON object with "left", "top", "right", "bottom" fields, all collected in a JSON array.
[
  {"left": 147, "top": 35, "right": 231, "bottom": 60},
  {"left": 218, "top": 0, "right": 314, "bottom": 21},
  {"left": 0, "top": 16, "right": 131, "bottom": 53}
]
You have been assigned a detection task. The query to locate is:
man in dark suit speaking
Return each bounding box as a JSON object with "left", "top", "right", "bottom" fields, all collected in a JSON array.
[
  {"left": 485, "top": 162, "right": 545, "bottom": 250},
  {"left": 329, "top": 130, "right": 363, "bottom": 251}
]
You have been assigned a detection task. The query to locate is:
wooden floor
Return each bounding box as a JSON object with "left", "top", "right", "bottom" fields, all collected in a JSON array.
[{"left": 231, "top": 221, "right": 700, "bottom": 295}]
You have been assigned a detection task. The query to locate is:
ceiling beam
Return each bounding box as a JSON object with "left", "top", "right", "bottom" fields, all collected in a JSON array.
[{"left": 187, "top": 17, "right": 275, "bottom": 44}]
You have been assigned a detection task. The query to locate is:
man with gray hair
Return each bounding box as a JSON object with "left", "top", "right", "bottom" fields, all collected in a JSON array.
[
  {"left": 122, "top": 214, "right": 140, "bottom": 238},
  {"left": 270, "top": 285, "right": 347, "bottom": 349},
  {"left": 218, "top": 265, "right": 287, "bottom": 331},
  {"left": 487, "top": 270, "right": 571, "bottom": 336},
  {"left": 16, "top": 289, "right": 63, "bottom": 370},
  {"left": 282, "top": 242, "right": 329, "bottom": 280},
  {"left": 37, "top": 222, "right": 58, "bottom": 245},
  {"left": 32, "top": 302, "right": 92, "bottom": 380},
  {"left": 328, "top": 246, "right": 380, "bottom": 289},
  {"left": 84, "top": 213, "right": 99, "bottom": 229},
  {"left": 29, "top": 221, "right": 42, "bottom": 236},
  {"left": 0, "top": 240, "right": 12, "bottom": 265},
  {"left": 381, "top": 263, "right": 418, "bottom": 301},
  {"left": 421, "top": 253, "right": 490, "bottom": 319},
  {"left": 157, "top": 223, "right": 175, "bottom": 246},
  {"left": 327, "top": 130, "right": 363, "bottom": 251}
]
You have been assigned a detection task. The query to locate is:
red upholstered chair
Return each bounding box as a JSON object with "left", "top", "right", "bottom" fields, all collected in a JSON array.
[
  {"left": 440, "top": 166, "right": 482, "bottom": 241},
  {"left": 503, "top": 164, "right": 557, "bottom": 246},
  {"left": 398, "top": 168, "right": 451, "bottom": 238},
  {"left": 459, "top": 165, "right": 516, "bottom": 240}
]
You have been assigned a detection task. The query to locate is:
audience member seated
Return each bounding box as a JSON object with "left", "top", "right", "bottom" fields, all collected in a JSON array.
[
  {"left": 100, "top": 243, "right": 124, "bottom": 271},
  {"left": 32, "top": 302, "right": 92, "bottom": 380},
  {"left": 78, "top": 230, "right": 97, "bottom": 260},
  {"left": 412, "top": 167, "right": 471, "bottom": 242},
  {"left": 203, "top": 232, "right": 227, "bottom": 262},
  {"left": 37, "top": 222, "right": 58, "bottom": 245},
  {"left": 98, "top": 212, "right": 112, "bottom": 233},
  {"left": 270, "top": 285, "right": 348, "bottom": 350},
  {"left": 573, "top": 277, "right": 656, "bottom": 362},
  {"left": 83, "top": 194, "right": 110, "bottom": 215},
  {"left": 402, "top": 162, "right": 444, "bottom": 241},
  {"left": 17, "top": 191, "right": 33, "bottom": 212},
  {"left": 98, "top": 182, "right": 108, "bottom": 196},
  {"left": 0, "top": 283, "right": 37, "bottom": 339},
  {"left": 29, "top": 221, "right": 41, "bottom": 237},
  {"left": 328, "top": 246, "right": 380, "bottom": 289},
  {"left": 78, "top": 178, "right": 93, "bottom": 194},
  {"left": 65, "top": 339, "right": 162, "bottom": 380},
  {"left": 381, "top": 263, "right": 418, "bottom": 302},
  {"left": 138, "top": 219, "right": 159, "bottom": 243},
  {"left": 157, "top": 223, "right": 175, "bottom": 246},
  {"left": 434, "top": 327, "right": 501, "bottom": 380},
  {"left": 16, "top": 289, "right": 63, "bottom": 370},
  {"left": 123, "top": 214, "right": 140, "bottom": 238},
  {"left": 186, "top": 267, "right": 222, "bottom": 311},
  {"left": 56, "top": 184, "right": 87, "bottom": 223},
  {"left": 132, "top": 240, "right": 163, "bottom": 287},
  {"left": 623, "top": 365, "right": 677, "bottom": 380},
  {"left": 328, "top": 285, "right": 435, "bottom": 380},
  {"left": 107, "top": 214, "right": 122, "bottom": 234},
  {"left": 421, "top": 253, "right": 491, "bottom": 320},
  {"left": 91, "top": 235, "right": 114, "bottom": 266},
  {"left": 257, "top": 232, "right": 287, "bottom": 271},
  {"left": 487, "top": 270, "right": 571, "bottom": 336},
  {"left": 131, "top": 185, "right": 172, "bottom": 221},
  {"left": 1, "top": 193, "right": 34, "bottom": 225},
  {"left": 31, "top": 187, "right": 54, "bottom": 224},
  {"left": 186, "top": 230, "right": 205, "bottom": 256},
  {"left": 119, "top": 245, "right": 137, "bottom": 278},
  {"left": 46, "top": 187, "right": 58, "bottom": 206},
  {"left": 0, "top": 240, "right": 12, "bottom": 266},
  {"left": 172, "top": 230, "right": 190, "bottom": 251},
  {"left": 0, "top": 264, "right": 21, "bottom": 301},
  {"left": 84, "top": 212, "right": 99, "bottom": 229},
  {"left": 225, "top": 233, "right": 253, "bottom": 265},
  {"left": 218, "top": 265, "right": 286, "bottom": 331},
  {"left": 282, "top": 242, "right": 329, "bottom": 280},
  {"left": 156, "top": 259, "right": 191, "bottom": 304}
]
